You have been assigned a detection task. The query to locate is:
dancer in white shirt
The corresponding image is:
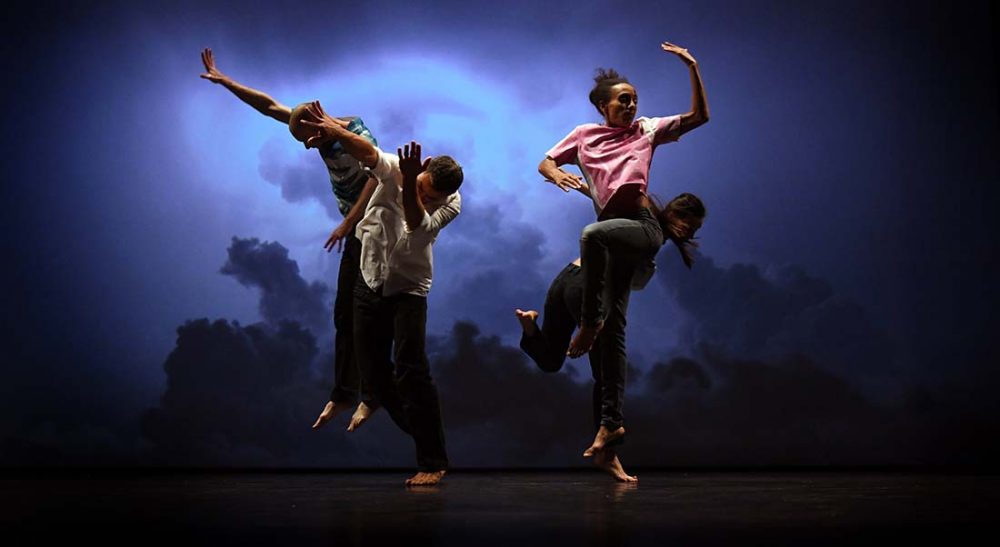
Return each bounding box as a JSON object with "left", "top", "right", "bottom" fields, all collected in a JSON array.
[{"left": 302, "top": 102, "right": 463, "bottom": 486}]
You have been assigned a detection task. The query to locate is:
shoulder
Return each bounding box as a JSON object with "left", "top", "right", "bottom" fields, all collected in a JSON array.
[
  {"left": 636, "top": 117, "right": 658, "bottom": 133},
  {"left": 575, "top": 122, "right": 605, "bottom": 134},
  {"left": 562, "top": 123, "right": 601, "bottom": 138},
  {"left": 372, "top": 146, "right": 400, "bottom": 177}
]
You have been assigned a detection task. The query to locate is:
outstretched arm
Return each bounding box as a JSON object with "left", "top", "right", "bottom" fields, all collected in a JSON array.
[
  {"left": 661, "top": 41, "right": 709, "bottom": 135},
  {"left": 200, "top": 48, "right": 291, "bottom": 124},
  {"left": 300, "top": 101, "right": 379, "bottom": 168}
]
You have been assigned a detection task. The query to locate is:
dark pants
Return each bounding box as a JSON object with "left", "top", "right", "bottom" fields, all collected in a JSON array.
[
  {"left": 329, "top": 234, "right": 375, "bottom": 407},
  {"left": 519, "top": 262, "right": 632, "bottom": 431},
  {"left": 578, "top": 207, "right": 664, "bottom": 430},
  {"left": 353, "top": 278, "right": 448, "bottom": 472}
]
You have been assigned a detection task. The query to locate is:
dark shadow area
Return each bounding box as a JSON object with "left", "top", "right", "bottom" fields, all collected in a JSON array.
[{"left": 2, "top": 470, "right": 996, "bottom": 546}]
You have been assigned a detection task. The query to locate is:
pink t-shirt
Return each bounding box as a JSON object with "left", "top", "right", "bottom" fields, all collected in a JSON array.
[{"left": 546, "top": 115, "right": 683, "bottom": 215}]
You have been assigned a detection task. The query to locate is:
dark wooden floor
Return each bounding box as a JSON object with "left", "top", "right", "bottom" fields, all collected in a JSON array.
[{"left": 3, "top": 471, "right": 997, "bottom": 545}]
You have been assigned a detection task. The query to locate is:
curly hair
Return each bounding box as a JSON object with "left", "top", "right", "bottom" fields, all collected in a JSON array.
[{"left": 588, "top": 68, "right": 631, "bottom": 115}]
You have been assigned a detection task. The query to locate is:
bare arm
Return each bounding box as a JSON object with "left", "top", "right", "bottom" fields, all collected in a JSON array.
[
  {"left": 300, "top": 101, "right": 379, "bottom": 168},
  {"left": 538, "top": 157, "right": 585, "bottom": 193},
  {"left": 399, "top": 142, "right": 429, "bottom": 232},
  {"left": 200, "top": 48, "right": 291, "bottom": 124},
  {"left": 661, "top": 41, "right": 709, "bottom": 135},
  {"left": 324, "top": 175, "right": 378, "bottom": 253},
  {"left": 345, "top": 175, "right": 378, "bottom": 227}
]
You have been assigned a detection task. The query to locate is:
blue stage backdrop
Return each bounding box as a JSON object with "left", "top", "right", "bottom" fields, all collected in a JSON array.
[{"left": 1, "top": 0, "right": 997, "bottom": 467}]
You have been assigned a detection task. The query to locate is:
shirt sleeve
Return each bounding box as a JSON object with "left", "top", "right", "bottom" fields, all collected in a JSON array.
[
  {"left": 545, "top": 127, "right": 580, "bottom": 166},
  {"left": 642, "top": 115, "right": 683, "bottom": 146},
  {"left": 371, "top": 147, "right": 401, "bottom": 185},
  {"left": 407, "top": 192, "right": 462, "bottom": 239}
]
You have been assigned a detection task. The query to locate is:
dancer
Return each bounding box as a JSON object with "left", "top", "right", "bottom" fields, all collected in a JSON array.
[
  {"left": 199, "top": 48, "right": 378, "bottom": 431},
  {"left": 517, "top": 193, "right": 706, "bottom": 481},
  {"left": 537, "top": 41, "right": 709, "bottom": 458},
  {"left": 301, "top": 102, "right": 463, "bottom": 486}
]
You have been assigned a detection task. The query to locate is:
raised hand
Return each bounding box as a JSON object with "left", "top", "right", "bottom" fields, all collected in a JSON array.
[
  {"left": 299, "top": 101, "right": 338, "bottom": 148},
  {"left": 303, "top": 100, "right": 330, "bottom": 123},
  {"left": 199, "top": 48, "right": 228, "bottom": 83},
  {"left": 661, "top": 41, "right": 697, "bottom": 66},
  {"left": 398, "top": 141, "right": 430, "bottom": 182}
]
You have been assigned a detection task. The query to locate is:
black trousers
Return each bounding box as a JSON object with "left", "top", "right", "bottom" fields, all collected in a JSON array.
[
  {"left": 353, "top": 278, "right": 448, "bottom": 471},
  {"left": 519, "top": 262, "right": 628, "bottom": 431},
  {"left": 328, "top": 234, "right": 375, "bottom": 406}
]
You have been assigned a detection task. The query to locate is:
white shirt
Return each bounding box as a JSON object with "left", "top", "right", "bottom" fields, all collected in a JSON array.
[{"left": 354, "top": 147, "right": 461, "bottom": 297}]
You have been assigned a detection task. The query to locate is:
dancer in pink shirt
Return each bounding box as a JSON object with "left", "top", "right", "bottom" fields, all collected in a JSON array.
[{"left": 536, "top": 41, "right": 710, "bottom": 459}]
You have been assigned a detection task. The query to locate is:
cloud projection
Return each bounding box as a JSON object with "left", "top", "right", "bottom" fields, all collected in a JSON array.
[
  {"left": 2, "top": 0, "right": 997, "bottom": 469},
  {"left": 131, "top": 238, "right": 997, "bottom": 468}
]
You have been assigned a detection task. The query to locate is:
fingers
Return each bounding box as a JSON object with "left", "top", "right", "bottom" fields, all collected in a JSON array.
[
  {"left": 562, "top": 174, "right": 582, "bottom": 190},
  {"left": 305, "top": 101, "right": 324, "bottom": 121},
  {"left": 398, "top": 141, "right": 422, "bottom": 160},
  {"left": 307, "top": 100, "right": 329, "bottom": 121},
  {"left": 202, "top": 48, "right": 218, "bottom": 72},
  {"left": 422, "top": 157, "right": 431, "bottom": 170}
]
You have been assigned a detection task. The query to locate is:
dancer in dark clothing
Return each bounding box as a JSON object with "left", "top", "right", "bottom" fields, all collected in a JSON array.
[
  {"left": 199, "top": 48, "right": 380, "bottom": 431},
  {"left": 517, "top": 193, "right": 705, "bottom": 481}
]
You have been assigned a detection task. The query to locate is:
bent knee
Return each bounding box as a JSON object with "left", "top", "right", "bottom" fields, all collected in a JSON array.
[{"left": 580, "top": 222, "right": 606, "bottom": 244}]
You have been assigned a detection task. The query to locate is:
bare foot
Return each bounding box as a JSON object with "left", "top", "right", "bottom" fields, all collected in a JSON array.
[
  {"left": 593, "top": 450, "right": 638, "bottom": 483},
  {"left": 583, "top": 425, "right": 625, "bottom": 457},
  {"left": 514, "top": 309, "right": 539, "bottom": 336},
  {"left": 311, "top": 401, "right": 352, "bottom": 430},
  {"left": 405, "top": 470, "right": 446, "bottom": 487},
  {"left": 347, "top": 401, "right": 377, "bottom": 432},
  {"left": 567, "top": 321, "right": 602, "bottom": 358}
]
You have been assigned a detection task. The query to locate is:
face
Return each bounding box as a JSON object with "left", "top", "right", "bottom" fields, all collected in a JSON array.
[
  {"left": 600, "top": 83, "right": 638, "bottom": 128},
  {"left": 667, "top": 211, "right": 703, "bottom": 239},
  {"left": 678, "top": 216, "right": 703, "bottom": 239},
  {"left": 417, "top": 172, "right": 448, "bottom": 203}
]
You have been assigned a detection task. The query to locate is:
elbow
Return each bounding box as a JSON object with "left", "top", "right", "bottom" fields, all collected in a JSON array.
[
  {"left": 538, "top": 158, "right": 552, "bottom": 177},
  {"left": 362, "top": 148, "right": 379, "bottom": 169},
  {"left": 689, "top": 111, "right": 709, "bottom": 131}
]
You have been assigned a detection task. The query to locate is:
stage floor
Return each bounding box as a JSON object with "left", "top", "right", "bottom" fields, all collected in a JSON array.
[{"left": 3, "top": 470, "right": 996, "bottom": 545}]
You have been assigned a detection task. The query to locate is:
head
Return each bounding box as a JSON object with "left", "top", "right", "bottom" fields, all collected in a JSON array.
[
  {"left": 287, "top": 103, "right": 317, "bottom": 147},
  {"left": 417, "top": 155, "right": 463, "bottom": 202},
  {"left": 589, "top": 68, "right": 637, "bottom": 128},
  {"left": 652, "top": 193, "right": 706, "bottom": 269}
]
